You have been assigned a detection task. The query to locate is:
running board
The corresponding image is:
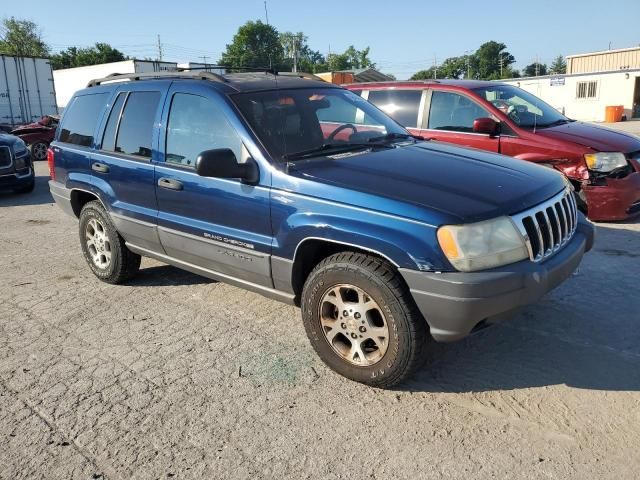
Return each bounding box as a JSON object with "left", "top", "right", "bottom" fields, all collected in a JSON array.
[{"left": 126, "top": 243, "right": 297, "bottom": 306}]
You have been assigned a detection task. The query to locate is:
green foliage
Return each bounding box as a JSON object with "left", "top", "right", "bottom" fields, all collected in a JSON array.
[
  {"left": 220, "top": 20, "right": 284, "bottom": 69},
  {"left": 0, "top": 17, "right": 49, "bottom": 57},
  {"left": 474, "top": 41, "right": 515, "bottom": 80},
  {"left": 550, "top": 55, "right": 566, "bottom": 74},
  {"left": 522, "top": 62, "right": 548, "bottom": 77},
  {"left": 279, "top": 31, "right": 326, "bottom": 73},
  {"left": 49, "top": 43, "right": 127, "bottom": 69},
  {"left": 411, "top": 42, "right": 516, "bottom": 80}
]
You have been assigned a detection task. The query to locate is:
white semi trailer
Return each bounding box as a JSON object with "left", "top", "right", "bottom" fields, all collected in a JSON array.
[{"left": 0, "top": 55, "right": 59, "bottom": 131}]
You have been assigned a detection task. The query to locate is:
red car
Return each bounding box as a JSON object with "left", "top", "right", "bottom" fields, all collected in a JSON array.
[
  {"left": 344, "top": 80, "right": 640, "bottom": 221},
  {"left": 10, "top": 115, "right": 59, "bottom": 162}
]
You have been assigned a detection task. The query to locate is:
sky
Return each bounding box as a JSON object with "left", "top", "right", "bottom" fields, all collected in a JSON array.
[{"left": 5, "top": 0, "right": 640, "bottom": 79}]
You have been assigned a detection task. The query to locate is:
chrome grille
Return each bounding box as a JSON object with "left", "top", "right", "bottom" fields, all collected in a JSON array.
[
  {"left": 0, "top": 146, "right": 12, "bottom": 169},
  {"left": 511, "top": 188, "right": 578, "bottom": 263}
]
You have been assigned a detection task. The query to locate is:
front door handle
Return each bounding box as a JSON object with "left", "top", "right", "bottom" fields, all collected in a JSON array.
[
  {"left": 157, "top": 177, "right": 183, "bottom": 191},
  {"left": 92, "top": 162, "right": 109, "bottom": 174}
]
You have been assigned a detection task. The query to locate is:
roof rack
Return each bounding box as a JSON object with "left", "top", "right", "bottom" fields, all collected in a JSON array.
[{"left": 86, "top": 70, "right": 232, "bottom": 88}]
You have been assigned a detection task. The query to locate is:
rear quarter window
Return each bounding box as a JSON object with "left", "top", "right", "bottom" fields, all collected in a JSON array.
[
  {"left": 59, "top": 93, "right": 108, "bottom": 147},
  {"left": 367, "top": 89, "right": 422, "bottom": 128}
]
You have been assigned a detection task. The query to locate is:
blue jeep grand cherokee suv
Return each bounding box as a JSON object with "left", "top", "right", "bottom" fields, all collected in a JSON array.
[{"left": 49, "top": 71, "right": 594, "bottom": 387}]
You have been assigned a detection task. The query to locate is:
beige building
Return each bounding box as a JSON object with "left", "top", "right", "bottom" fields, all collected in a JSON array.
[
  {"left": 567, "top": 46, "right": 640, "bottom": 74},
  {"left": 501, "top": 46, "right": 640, "bottom": 122}
]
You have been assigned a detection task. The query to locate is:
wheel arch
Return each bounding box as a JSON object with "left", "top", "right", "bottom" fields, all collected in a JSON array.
[
  {"left": 289, "top": 237, "right": 401, "bottom": 301},
  {"left": 70, "top": 188, "right": 108, "bottom": 218}
]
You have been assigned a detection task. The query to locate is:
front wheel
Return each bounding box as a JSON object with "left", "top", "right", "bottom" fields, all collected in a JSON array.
[
  {"left": 301, "top": 252, "right": 429, "bottom": 388},
  {"left": 29, "top": 141, "right": 48, "bottom": 161},
  {"left": 79, "top": 201, "right": 141, "bottom": 284}
]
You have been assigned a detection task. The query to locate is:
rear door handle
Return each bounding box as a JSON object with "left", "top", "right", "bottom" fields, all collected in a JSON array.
[
  {"left": 157, "top": 177, "right": 183, "bottom": 191},
  {"left": 91, "top": 162, "right": 109, "bottom": 174}
]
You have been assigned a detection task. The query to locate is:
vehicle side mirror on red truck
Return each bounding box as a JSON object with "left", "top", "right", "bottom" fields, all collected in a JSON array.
[{"left": 473, "top": 117, "right": 499, "bottom": 136}]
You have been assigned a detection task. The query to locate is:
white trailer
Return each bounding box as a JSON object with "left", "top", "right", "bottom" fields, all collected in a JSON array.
[
  {"left": 53, "top": 59, "right": 178, "bottom": 108},
  {"left": 0, "top": 55, "right": 59, "bottom": 129}
]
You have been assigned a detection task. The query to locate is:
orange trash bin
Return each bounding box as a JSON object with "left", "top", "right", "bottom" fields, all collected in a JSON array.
[{"left": 605, "top": 105, "right": 624, "bottom": 122}]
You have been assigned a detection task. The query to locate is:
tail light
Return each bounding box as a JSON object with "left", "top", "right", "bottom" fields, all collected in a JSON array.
[{"left": 47, "top": 148, "right": 55, "bottom": 180}]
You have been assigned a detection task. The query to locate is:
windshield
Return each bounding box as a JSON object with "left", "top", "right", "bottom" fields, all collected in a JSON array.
[
  {"left": 472, "top": 84, "right": 571, "bottom": 129},
  {"left": 231, "top": 88, "right": 408, "bottom": 160}
]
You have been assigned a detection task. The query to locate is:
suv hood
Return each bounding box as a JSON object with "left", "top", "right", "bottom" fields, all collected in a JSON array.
[
  {"left": 535, "top": 121, "right": 640, "bottom": 153},
  {"left": 287, "top": 141, "right": 566, "bottom": 223}
]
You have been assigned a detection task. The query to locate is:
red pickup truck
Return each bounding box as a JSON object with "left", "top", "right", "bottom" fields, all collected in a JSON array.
[{"left": 344, "top": 80, "right": 640, "bottom": 221}]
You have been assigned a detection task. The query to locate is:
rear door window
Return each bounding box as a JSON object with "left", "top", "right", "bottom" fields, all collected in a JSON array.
[
  {"left": 366, "top": 89, "right": 422, "bottom": 128},
  {"left": 59, "top": 93, "right": 108, "bottom": 147},
  {"left": 114, "top": 91, "right": 161, "bottom": 159},
  {"left": 428, "top": 91, "right": 489, "bottom": 132}
]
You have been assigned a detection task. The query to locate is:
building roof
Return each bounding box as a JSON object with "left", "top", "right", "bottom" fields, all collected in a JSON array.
[
  {"left": 566, "top": 46, "right": 640, "bottom": 59},
  {"left": 337, "top": 68, "right": 394, "bottom": 82}
]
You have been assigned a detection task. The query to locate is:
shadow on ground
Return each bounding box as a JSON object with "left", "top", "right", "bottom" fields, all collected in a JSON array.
[
  {"left": 131, "top": 264, "right": 216, "bottom": 287},
  {"left": 0, "top": 173, "right": 53, "bottom": 207}
]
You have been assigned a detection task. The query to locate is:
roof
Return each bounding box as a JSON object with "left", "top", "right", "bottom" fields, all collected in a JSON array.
[
  {"left": 343, "top": 79, "right": 501, "bottom": 89},
  {"left": 86, "top": 70, "right": 336, "bottom": 93},
  {"left": 566, "top": 46, "right": 640, "bottom": 59},
  {"left": 223, "top": 72, "right": 335, "bottom": 92},
  {"left": 336, "top": 68, "right": 394, "bottom": 82}
]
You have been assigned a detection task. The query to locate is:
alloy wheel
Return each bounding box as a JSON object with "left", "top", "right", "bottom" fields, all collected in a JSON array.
[{"left": 319, "top": 284, "right": 389, "bottom": 366}]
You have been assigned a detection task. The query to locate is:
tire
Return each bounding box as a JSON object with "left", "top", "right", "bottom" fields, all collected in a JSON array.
[
  {"left": 29, "top": 141, "right": 48, "bottom": 161},
  {"left": 78, "top": 201, "right": 141, "bottom": 284},
  {"left": 13, "top": 178, "right": 35, "bottom": 194},
  {"left": 301, "top": 251, "right": 429, "bottom": 388}
]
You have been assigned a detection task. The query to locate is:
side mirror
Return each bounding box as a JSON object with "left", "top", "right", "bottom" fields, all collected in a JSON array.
[
  {"left": 195, "top": 148, "right": 259, "bottom": 184},
  {"left": 473, "top": 117, "right": 499, "bottom": 136}
]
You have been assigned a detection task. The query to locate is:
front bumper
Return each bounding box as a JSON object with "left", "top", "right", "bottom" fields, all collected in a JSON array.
[
  {"left": 583, "top": 170, "right": 640, "bottom": 221},
  {"left": 0, "top": 168, "right": 34, "bottom": 189},
  {"left": 400, "top": 216, "right": 595, "bottom": 342}
]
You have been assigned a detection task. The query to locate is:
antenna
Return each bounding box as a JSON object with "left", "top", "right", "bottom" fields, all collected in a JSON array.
[
  {"left": 157, "top": 35, "right": 163, "bottom": 61},
  {"left": 264, "top": 1, "right": 270, "bottom": 24}
]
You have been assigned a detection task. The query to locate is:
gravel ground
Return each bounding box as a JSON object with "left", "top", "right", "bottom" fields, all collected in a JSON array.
[{"left": 1, "top": 161, "right": 639, "bottom": 480}]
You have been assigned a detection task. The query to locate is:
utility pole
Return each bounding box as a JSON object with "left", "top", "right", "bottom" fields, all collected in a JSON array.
[
  {"left": 498, "top": 53, "right": 504, "bottom": 77},
  {"left": 199, "top": 56, "right": 209, "bottom": 66},
  {"left": 433, "top": 55, "right": 437, "bottom": 79},
  {"left": 157, "top": 35, "right": 163, "bottom": 62},
  {"left": 264, "top": 1, "right": 270, "bottom": 25},
  {"left": 291, "top": 35, "right": 298, "bottom": 73}
]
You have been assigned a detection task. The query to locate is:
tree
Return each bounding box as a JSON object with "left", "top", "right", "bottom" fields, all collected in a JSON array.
[
  {"left": 550, "top": 55, "right": 566, "bottom": 74},
  {"left": 523, "top": 62, "right": 548, "bottom": 77},
  {"left": 50, "top": 43, "right": 127, "bottom": 69},
  {"left": 0, "top": 17, "right": 49, "bottom": 57},
  {"left": 473, "top": 41, "right": 515, "bottom": 80},
  {"left": 220, "top": 20, "right": 284, "bottom": 69},
  {"left": 411, "top": 55, "right": 470, "bottom": 80},
  {"left": 279, "top": 31, "right": 325, "bottom": 73}
]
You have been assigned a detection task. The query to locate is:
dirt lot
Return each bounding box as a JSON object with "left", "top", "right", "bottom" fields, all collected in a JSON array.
[{"left": 1, "top": 160, "right": 639, "bottom": 480}]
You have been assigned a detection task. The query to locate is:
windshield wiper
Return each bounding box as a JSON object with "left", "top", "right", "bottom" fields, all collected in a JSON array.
[
  {"left": 367, "top": 132, "right": 425, "bottom": 143},
  {"left": 282, "top": 142, "right": 392, "bottom": 161}
]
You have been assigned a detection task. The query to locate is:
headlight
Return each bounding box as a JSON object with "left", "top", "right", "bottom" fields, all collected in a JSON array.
[
  {"left": 584, "top": 152, "right": 627, "bottom": 173},
  {"left": 13, "top": 141, "right": 28, "bottom": 157},
  {"left": 437, "top": 217, "right": 529, "bottom": 272}
]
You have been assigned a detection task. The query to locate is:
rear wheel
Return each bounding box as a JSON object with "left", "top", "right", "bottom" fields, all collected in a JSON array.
[
  {"left": 29, "top": 141, "right": 48, "bottom": 161},
  {"left": 79, "top": 201, "right": 141, "bottom": 284},
  {"left": 301, "top": 252, "right": 429, "bottom": 388}
]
